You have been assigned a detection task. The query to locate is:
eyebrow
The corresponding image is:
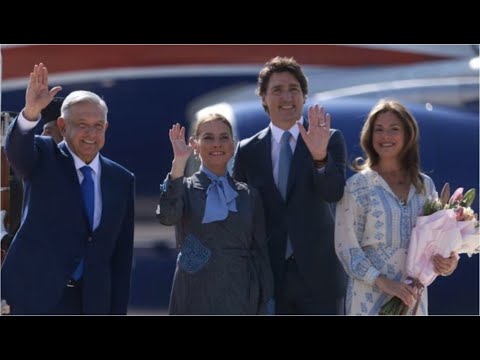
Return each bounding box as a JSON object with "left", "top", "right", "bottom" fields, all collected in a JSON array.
[
  {"left": 270, "top": 83, "right": 300, "bottom": 89},
  {"left": 374, "top": 122, "right": 402, "bottom": 127},
  {"left": 201, "top": 132, "right": 230, "bottom": 136},
  {"left": 72, "top": 119, "right": 105, "bottom": 125}
]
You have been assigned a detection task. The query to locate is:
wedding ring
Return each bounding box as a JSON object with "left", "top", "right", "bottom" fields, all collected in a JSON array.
[{"left": 320, "top": 122, "right": 326, "bottom": 127}]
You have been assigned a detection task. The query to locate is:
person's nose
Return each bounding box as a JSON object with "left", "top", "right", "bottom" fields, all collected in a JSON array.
[
  {"left": 379, "top": 130, "right": 391, "bottom": 139},
  {"left": 385, "top": 129, "right": 396, "bottom": 138},
  {"left": 281, "top": 90, "right": 292, "bottom": 101}
]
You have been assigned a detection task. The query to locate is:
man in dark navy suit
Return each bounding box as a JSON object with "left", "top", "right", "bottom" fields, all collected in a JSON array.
[
  {"left": 1, "top": 63, "right": 135, "bottom": 315},
  {"left": 233, "top": 57, "right": 347, "bottom": 314}
]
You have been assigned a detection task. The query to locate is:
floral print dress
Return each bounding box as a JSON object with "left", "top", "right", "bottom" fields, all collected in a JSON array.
[{"left": 335, "top": 168, "right": 436, "bottom": 315}]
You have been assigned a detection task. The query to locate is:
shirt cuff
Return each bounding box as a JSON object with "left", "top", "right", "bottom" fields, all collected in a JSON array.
[
  {"left": 160, "top": 174, "right": 170, "bottom": 193},
  {"left": 160, "top": 173, "right": 184, "bottom": 195},
  {"left": 365, "top": 267, "right": 381, "bottom": 286},
  {"left": 313, "top": 154, "right": 328, "bottom": 172},
  {"left": 17, "top": 109, "right": 41, "bottom": 133}
]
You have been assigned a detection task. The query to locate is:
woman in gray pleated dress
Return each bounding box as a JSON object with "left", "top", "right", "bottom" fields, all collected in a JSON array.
[{"left": 156, "top": 114, "right": 274, "bottom": 315}]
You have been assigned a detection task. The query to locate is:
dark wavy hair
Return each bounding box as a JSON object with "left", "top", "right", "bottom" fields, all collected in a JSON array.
[
  {"left": 353, "top": 99, "right": 424, "bottom": 194},
  {"left": 256, "top": 56, "right": 308, "bottom": 114}
]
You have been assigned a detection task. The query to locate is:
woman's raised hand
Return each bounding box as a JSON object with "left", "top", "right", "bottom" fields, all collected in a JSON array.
[{"left": 169, "top": 123, "right": 194, "bottom": 161}]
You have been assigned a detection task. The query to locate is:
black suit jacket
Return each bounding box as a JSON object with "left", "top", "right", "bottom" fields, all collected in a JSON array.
[{"left": 233, "top": 125, "right": 346, "bottom": 313}]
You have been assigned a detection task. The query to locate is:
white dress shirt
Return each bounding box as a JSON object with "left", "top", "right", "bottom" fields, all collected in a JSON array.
[{"left": 269, "top": 117, "right": 325, "bottom": 188}]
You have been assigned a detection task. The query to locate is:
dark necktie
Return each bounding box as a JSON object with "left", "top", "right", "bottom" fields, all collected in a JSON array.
[
  {"left": 72, "top": 166, "right": 94, "bottom": 280},
  {"left": 278, "top": 131, "right": 294, "bottom": 259}
]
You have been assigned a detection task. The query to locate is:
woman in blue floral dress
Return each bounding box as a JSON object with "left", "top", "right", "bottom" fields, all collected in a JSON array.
[{"left": 334, "top": 100, "right": 458, "bottom": 315}]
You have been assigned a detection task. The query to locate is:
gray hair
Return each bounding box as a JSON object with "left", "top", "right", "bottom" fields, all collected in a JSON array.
[{"left": 61, "top": 91, "right": 108, "bottom": 121}]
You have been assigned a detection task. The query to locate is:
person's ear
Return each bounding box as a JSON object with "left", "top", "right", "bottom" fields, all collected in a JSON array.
[
  {"left": 189, "top": 136, "right": 198, "bottom": 154},
  {"left": 57, "top": 117, "right": 66, "bottom": 135}
]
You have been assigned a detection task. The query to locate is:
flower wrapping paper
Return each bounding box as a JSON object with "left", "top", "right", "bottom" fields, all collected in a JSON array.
[{"left": 405, "top": 208, "right": 479, "bottom": 287}]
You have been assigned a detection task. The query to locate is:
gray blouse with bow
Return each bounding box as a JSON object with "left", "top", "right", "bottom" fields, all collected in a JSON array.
[{"left": 156, "top": 171, "right": 274, "bottom": 315}]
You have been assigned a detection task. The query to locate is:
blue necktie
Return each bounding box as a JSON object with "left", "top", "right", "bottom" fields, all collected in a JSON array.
[
  {"left": 201, "top": 165, "right": 238, "bottom": 224},
  {"left": 72, "top": 166, "right": 94, "bottom": 280},
  {"left": 278, "top": 131, "right": 294, "bottom": 259}
]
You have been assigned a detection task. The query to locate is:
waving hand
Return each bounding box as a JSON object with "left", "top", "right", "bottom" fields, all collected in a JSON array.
[
  {"left": 297, "top": 104, "right": 330, "bottom": 161},
  {"left": 169, "top": 123, "right": 194, "bottom": 161},
  {"left": 169, "top": 123, "right": 194, "bottom": 179},
  {"left": 24, "top": 63, "right": 62, "bottom": 121}
]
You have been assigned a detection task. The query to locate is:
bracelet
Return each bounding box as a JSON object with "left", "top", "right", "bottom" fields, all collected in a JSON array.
[{"left": 313, "top": 155, "right": 327, "bottom": 168}]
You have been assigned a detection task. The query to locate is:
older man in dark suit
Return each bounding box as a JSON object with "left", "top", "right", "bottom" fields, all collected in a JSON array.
[
  {"left": 1, "top": 63, "right": 135, "bottom": 315},
  {"left": 233, "top": 57, "right": 347, "bottom": 314}
]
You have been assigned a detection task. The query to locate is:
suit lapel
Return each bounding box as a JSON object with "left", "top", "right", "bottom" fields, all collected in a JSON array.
[
  {"left": 57, "top": 142, "right": 79, "bottom": 184},
  {"left": 190, "top": 171, "right": 209, "bottom": 199},
  {"left": 286, "top": 124, "right": 312, "bottom": 198},
  {"left": 58, "top": 142, "right": 91, "bottom": 229},
  {"left": 255, "top": 128, "right": 278, "bottom": 195},
  {"left": 95, "top": 156, "right": 113, "bottom": 234},
  {"left": 287, "top": 135, "right": 309, "bottom": 196}
]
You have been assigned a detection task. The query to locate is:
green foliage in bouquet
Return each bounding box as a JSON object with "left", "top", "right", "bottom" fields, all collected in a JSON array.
[
  {"left": 423, "top": 183, "right": 476, "bottom": 217},
  {"left": 379, "top": 296, "right": 408, "bottom": 315}
]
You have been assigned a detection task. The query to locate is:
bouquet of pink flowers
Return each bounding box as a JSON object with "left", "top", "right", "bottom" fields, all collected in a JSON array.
[{"left": 380, "top": 183, "right": 479, "bottom": 315}]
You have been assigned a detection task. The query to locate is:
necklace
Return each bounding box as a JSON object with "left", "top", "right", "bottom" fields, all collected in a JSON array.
[
  {"left": 375, "top": 168, "right": 409, "bottom": 204},
  {"left": 378, "top": 171, "right": 407, "bottom": 185}
]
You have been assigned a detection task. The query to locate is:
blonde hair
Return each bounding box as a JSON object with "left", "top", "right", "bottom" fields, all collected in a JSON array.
[{"left": 194, "top": 113, "right": 233, "bottom": 137}]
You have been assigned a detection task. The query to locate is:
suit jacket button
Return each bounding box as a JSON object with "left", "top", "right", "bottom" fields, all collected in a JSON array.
[{"left": 87, "top": 236, "right": 93, "bottom": 242}]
